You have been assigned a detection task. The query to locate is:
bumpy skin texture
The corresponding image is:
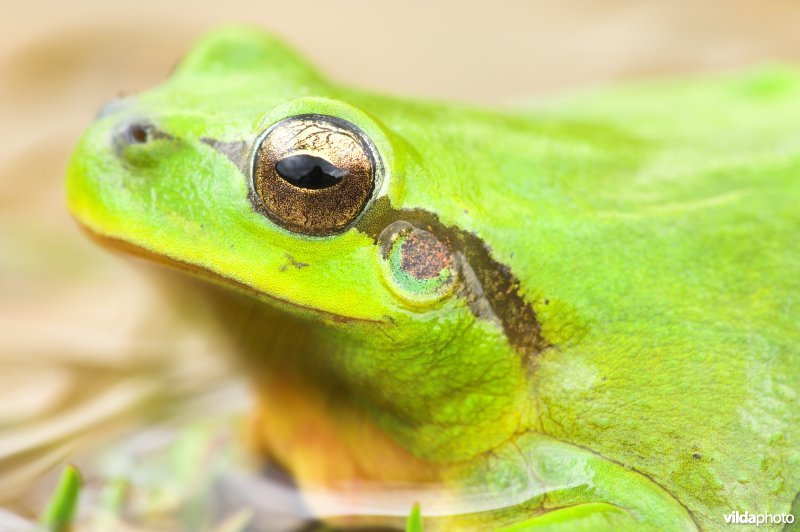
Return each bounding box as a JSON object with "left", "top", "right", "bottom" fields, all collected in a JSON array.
[{"left": 66, "top": 27, "right": 799, "bottom": 530}]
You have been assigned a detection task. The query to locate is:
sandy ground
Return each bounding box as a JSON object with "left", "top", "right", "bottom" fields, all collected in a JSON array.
[{"left": 2, "top": 0, "right": 800, "bottom": 521}]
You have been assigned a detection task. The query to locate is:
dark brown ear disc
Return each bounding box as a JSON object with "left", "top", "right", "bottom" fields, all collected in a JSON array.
[{"left": 252, "top": 114, "right": 377, "bottom": 236}]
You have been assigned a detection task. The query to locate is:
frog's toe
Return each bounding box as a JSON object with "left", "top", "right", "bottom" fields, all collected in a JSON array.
[{"left": 498, "top": 502, "right": 635, "bottom": 531}]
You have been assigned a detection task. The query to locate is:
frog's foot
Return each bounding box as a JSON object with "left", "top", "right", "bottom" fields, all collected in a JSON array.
[{"left": 443, "top": 433, "right": 699, "bottom": 531}]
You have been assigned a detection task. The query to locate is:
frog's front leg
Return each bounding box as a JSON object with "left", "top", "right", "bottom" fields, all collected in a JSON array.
[{"left": 444, "top": 433, "right": 698, "bottom": 531}]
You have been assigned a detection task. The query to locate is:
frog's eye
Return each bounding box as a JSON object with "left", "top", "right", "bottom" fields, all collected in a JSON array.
[{"left": 251, "top": 114, "right": 377, "bottom": 236}]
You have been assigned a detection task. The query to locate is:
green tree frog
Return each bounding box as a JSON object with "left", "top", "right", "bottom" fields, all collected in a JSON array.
[{"left": 65, "top": 27, "right": 800, "bottom": 531}]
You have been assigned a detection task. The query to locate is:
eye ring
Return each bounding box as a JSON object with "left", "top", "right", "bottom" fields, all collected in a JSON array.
[{"left": 250, "top": 114, "right": 379, "bottom": 236}]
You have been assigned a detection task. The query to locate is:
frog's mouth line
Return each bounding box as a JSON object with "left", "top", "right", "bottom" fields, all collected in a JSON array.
[{"left": 74, "top": 222, "right": 383, "bottom": 325}]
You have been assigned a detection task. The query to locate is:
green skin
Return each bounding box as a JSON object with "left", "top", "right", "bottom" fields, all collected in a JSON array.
[{"left": 66, "top": 27, "right": 800, "bottom": 530}]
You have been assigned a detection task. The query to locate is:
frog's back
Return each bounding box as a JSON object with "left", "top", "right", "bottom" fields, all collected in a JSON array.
[{"left": 517, "top": 66, "right": 800, "bottom": 526}]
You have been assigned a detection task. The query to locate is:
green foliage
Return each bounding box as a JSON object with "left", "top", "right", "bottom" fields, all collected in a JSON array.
[
  {"left": 406, "top": 503, "right": 423, "bottom": 532},
  {"left": 40, "top": 465, "right": 82, "bottom": 531}
]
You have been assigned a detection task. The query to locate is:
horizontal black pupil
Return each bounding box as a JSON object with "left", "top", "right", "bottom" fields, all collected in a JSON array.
[{"left": 275, "top": 154, "right": 348, "bottom": 190}]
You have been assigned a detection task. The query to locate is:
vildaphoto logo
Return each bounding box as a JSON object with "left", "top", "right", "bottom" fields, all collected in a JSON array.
[{"left": 723, "top": 510, "right": 795, "bottom": 526}]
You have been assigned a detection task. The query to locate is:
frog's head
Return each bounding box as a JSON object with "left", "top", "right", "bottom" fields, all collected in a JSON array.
[
  {"left": 69, "top": 27, "right": 453, "bottom": 323},
  {"left": 66, "top": 27, "right": 539, "bottom": 464}
]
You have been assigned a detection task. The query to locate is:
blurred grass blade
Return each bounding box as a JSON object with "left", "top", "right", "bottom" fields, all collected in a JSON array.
[
  {"left": 406, "top": 502, "right": 423, "bottom": 532},
  {"left": 40, "top": 465, "right": 81, "bottom": 531}
]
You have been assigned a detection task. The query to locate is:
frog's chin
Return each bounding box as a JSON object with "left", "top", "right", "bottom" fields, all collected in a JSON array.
[{"left": 72, "top": 222, "right": 381, "bottom": 325}]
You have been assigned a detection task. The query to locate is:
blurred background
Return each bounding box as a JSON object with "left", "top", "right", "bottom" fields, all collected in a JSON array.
[{"left": 3, "top": 0, "right": 800, "bottom": 527}]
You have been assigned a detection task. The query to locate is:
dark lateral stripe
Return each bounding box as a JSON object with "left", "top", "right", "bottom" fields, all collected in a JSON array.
[{"left": 357, "top": 196, "right": 550, "bottom": 363}]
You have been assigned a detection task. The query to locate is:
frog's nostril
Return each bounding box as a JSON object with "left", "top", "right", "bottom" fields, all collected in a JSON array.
[
  {"left": 113, "top": 122, "right": 171, "bottom": 153},
  {"left": 126, "top": 124, "right": 151, "bottom": 144}
]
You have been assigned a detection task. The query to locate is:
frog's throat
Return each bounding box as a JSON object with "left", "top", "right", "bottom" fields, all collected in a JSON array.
[{"left": 356, "top": 196, "right": 551, "bottom": 365}]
